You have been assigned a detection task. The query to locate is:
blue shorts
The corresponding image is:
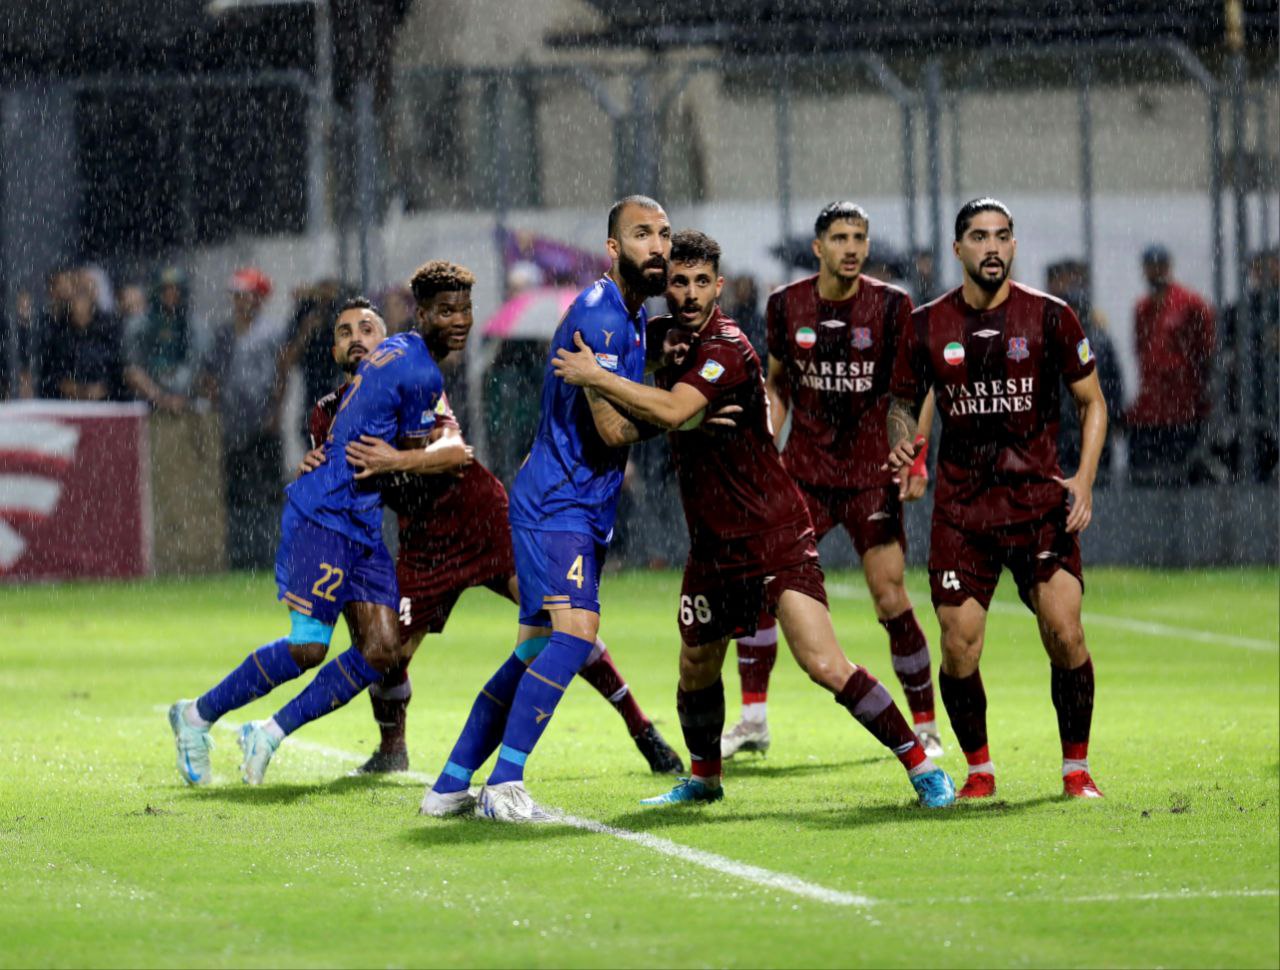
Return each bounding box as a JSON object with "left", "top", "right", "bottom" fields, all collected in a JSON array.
[
  {"left": 274, "top": 502, "right": 399, "bottom": 626},
  {"left": 511, "top": 526, "right": 606, "bottom": 626}
]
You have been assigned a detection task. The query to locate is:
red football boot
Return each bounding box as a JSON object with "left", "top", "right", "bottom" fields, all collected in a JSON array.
[
  {"left": 1063, "top": 770, "right": 1104, "bottom": 799},
  {"left": 957, "top": 772, "right": 996, "bottom": 799}
]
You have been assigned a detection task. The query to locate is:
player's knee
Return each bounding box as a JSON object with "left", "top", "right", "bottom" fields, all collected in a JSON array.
[
  {"left": 678, "top": 646, "right": 719, "bottom": 689},
  {"left": 940, "top": 627, "right": 982, "bottom": 667},
  {"left": 871, "top": 585, "right": 908, "bottom": 619},
  {"left": 288, "top": 641, "right": 328, "bottom": 669},
  {"left": 358, "top": 631, "right": 403, "bottom": 673},
  {"left": 1044, "top": 621, "right": 1087, "bottom": 664}
]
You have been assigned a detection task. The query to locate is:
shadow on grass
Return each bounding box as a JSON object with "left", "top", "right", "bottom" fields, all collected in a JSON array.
[
  {"left": 599, "top": 792, "right": 1065, "bottom": 833},
  {"left": 722, "top": 756, "right": 886, "bottom": 778},
  {"left": 180, "top": 772, "right": 407, "bottom": 806},
  {"left": 397, "top": 817, "right": 595, "bottom": 849}
]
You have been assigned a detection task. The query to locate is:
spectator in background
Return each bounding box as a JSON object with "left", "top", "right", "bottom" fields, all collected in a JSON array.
[
  {"left": 1219, "top": 248, "right": 1279, "bottom": 482},
  {"left": 124, "top": 267, "right": 195, "bottom": 412},
  {"left": 721, "top": 275, "right": 766, "bottom": 359},
  {"left": 198, "top": 267, "right": 287, "bottom": 571},
  {"left": 39, "top": 271, "right": 124, "bottom": 401},
  {"left": 1047, "top": 259, "right": 1123, "bottom": 486},
  {"left": 1126, "top": 245, "right": 1215, "bottom": 486},
  {"left": 1, "top": 288, "right": 36, "bottom": 399},
  {"left": 272, "top": 278, "right": 347, "bottom": 439},
  {"left": 21, "top": 267, "right": 77, "bottom": 396},
  {"left": 911, "top": 247, "right": 940, "bottom": 304},
  {"left": 381, "top": 284, "right": 415, "bottom": 335}
]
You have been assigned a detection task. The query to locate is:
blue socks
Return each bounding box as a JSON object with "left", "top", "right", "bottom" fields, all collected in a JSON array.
[
  {"left": 272, "top": 647, "right": 380, "bottom": 737},
  {"left": 488, "top": 632, "right": 595, "bottom": 785},
  {"left": 432, "top": 651, "right": 534, "bottom": 794},
  {"left": 195, "top": 639, "right": 302, "bottom": 724}
]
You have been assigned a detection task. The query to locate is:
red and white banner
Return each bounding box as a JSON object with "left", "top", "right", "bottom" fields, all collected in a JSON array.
[{"left": 0, "top": 401, "right": 151, "bottom": 580}]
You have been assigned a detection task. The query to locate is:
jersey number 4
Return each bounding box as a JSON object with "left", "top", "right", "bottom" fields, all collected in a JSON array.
[
  {"left": 566, "top": 555, "right": 585, "bottom": 589},
  {"left": 940, "top": 570, "right": 962, "bottom": 591}
]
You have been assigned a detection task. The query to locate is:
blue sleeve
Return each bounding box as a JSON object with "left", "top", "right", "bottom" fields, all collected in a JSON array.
[
  {"left": 395, "top": 350, "right": 443, "bottom": 440},
  {"left": 568, "top": 303, "right": 628, "bottom": 374}
]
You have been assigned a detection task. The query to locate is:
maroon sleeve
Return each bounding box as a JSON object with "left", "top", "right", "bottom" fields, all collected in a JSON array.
[
  {"left": 675, "top": 340, "right": 749, "bottom": 403},
  {"left": 435, "top": 390, "right": 461, "bottom": 431},
  {"left": 1051, "top": 302, "right": 1098, "bottom": 384},
  {"left": 765, "top": 289, "right": 787, "bottom": 362},
  {"left": 890, "top": 309, "right": 930, "bottom": 403},
  {"left": 308, "top": 400, "right": 332, "bottom": 449}
]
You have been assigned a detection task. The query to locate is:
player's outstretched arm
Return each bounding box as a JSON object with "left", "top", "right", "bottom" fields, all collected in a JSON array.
[
  {"left": 1056, "top": 371, "right": 1107, "bottom": 533},
  {"left": 345, "top": 430, "right": 473, "bottom": 480},
  {"left": 554, "top": 331, "right": 709, "bottom": 431}
]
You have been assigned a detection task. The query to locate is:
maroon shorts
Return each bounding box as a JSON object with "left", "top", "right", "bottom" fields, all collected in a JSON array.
[
  {"left": 794, "top": 479, "right": 906, "bottom": 556},
  {"left": 680, "top": 545, "right": 826, "bottom": 646},
  {"left": 394, "top": 468, "right": 516, "bottom": 639},
  {"left": 927, "top": 509, "right": 1083, "bottom": 612}
]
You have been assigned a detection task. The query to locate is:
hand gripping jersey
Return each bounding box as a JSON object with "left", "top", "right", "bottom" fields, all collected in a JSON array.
[
  {"left": 766, "top": 273, "right": 914, "bottom": 489},
  {"left": 652, "top": 308, "right": 814, "bottom": 576},
  {"left": 507, "top": 276, "right": 647, "bottom": 544},
  {"left": 890, "top": 282, "right": 1096, "bottom": 532},
  {"left": 287, "top": 330, "right": 444, "bottom": 547}
]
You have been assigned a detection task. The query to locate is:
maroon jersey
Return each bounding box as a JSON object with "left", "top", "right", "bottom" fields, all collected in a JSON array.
[
  {"left": 891, "top": 282, "right": 1096, "bottom": 531},
  {"left": 767, "top": 274, "right": 914, "bottom": 489},
  {"left": 653, "top": 309, "right": 814, "bottom": 574}
]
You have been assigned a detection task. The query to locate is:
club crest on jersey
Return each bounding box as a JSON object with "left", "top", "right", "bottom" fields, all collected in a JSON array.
[
  {"left": 1077, "top": 338, "right": 1094, "bottom": 365},
  {"left": 595, "top": 353, "right": 619, "bottom": 371},
  {"left": 795, "top": 326, "right": 817, "bottom": 349},
  {"left": 852, "top": 327, "right": 873, "bottom": 349},
  {"left": 433, "top": 397, "right": 449, "bottom": 415},
  {"left": 943, "top": 341, "right": 965, "bottom": 365},
  {"left": 698, "top": 360, "right": 725, "bottom": 383},
  {"left": 1007, "top": 336, "right": 1029, "bottom": 361}
]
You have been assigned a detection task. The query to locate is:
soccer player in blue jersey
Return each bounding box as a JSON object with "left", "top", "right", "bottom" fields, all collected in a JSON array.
[
  {"left": 167, "top": 297, "right": 470, "bottom": 785},
  {"left": 422, "top": 196, "right": 673, "bottom": 821}
]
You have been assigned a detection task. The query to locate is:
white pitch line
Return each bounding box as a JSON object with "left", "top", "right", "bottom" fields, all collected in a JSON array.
[
  {"left": 212, "top": 723, "right": 871, "bottom": 909},
  {"left": 899, "top": 888, "right": 1279, "bottom": 906},
  {"left": 826, "top": 583, "right": 1278, "bottom": 653}
]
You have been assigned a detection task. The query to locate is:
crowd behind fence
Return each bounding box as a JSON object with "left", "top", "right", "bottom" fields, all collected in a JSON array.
[{"left": 1, "top": 238, "right": 1275, "bottom": 573}]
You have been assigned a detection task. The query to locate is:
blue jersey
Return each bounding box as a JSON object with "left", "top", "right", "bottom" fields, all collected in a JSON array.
[
  {"left": 508, "top": 276, "right": 647, "bottom": 544},
  {"left": 286, "top": 331, "right": 445, "bottom": 547}
]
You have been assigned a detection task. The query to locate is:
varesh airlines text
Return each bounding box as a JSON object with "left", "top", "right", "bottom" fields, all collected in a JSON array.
[
  {"left": 797, "top": 359, "right": 875, "bottom": 392},
  {"left": 943, "top": 377, "right": 1035, "bottom": 416}
]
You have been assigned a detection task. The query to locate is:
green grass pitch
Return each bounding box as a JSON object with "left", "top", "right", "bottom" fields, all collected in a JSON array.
[{"left": 2, "top": 568, "right": 1277, "bottom": 968}]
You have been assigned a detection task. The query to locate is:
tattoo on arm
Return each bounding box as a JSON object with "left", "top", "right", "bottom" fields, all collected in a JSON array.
[
  {"left": 585, "top": 387, "right": 642, "bottom": 445},
  {"left": 887, "top": 396, "right": 919, "bottom": 448}
]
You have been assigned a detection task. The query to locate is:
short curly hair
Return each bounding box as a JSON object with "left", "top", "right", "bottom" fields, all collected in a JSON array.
[
  {"left": 410, "top": 260, "right": 476, "bottom": 306},
  {"left": 670, "top": 229, "right": 721, "bottom": 273}
]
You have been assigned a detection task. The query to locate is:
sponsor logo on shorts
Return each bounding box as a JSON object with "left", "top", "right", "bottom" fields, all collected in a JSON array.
[
  {"left": 819, "top": 319, "right": 846, "bottom": 329},
  {"left": 974, "top": 328, "right": 1000, "bottom": 338},
  {"left": 867, "top": 511, "right": 890, "bottom": 521},
  {"left": 852, "top": 327, "right": 872, "bottom": 349},
  {"left": 595, "top": 353, "right": 620, "bottom": 371},
  {"left": 698, "top": 360, "right": 726, "bottom": 382},
  {"left": 795, "top": 327, "right": 817, "bottom": 348},
  {"left": 1007, "top": 336, "right": 1029, "bottom": 361},
  {"left": 1077, "top": 338, "right": 1094, "bottom": 365},
  {"left": 943, "top": 341, "right": 965, "bottom": 365}
]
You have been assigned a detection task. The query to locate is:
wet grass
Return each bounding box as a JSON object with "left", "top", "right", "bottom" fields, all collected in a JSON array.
[{"left": 2, "top": 567, "right": 1277, "bottom": 968}]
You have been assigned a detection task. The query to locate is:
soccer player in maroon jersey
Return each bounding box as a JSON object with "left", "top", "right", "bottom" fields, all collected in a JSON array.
[
  {"left": 886, "top": 198, "right": 1108, "bottom": 800},
  {"left": 721, "top": 202, "right": 941, "bottom": 762},
  {"left": 552, "top": 229, "right": 955, "bottom": 808},
  {"left": 301, "top": 262, "right": 683, "bottom": 776}
]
